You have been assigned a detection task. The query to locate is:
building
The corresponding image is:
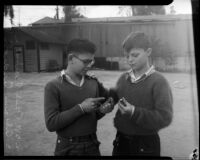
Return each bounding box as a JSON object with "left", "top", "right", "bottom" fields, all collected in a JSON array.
[
  {"left": 4, "top": 27, "right": 66, "bottom": 72},
  {"left": 4, "top": 14, "right": 195, "bottom": 72},
  {"left": 31, "top": 16, "right": 65, "bottom": 26}
]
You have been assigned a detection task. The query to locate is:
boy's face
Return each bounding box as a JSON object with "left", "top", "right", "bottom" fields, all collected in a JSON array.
[
  {"left": 124, "top": 48, "right": 151, "bottom": 71},
  {"left": 71, "top": 52, "right": 95, "bottom": 76}
]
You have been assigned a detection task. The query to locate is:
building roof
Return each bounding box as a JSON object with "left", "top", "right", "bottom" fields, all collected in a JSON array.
[
  {"left": 72, "top": 14, "right": 192, "bottom": 23},
  {"left": 30, "top": 14, "right": 192, "bottom": 26},
  {"left": 31, "top": 17, "right": 64, "bottom": 26},
  {"left": 14, "top": 27, "right": 66, "bottom": 45}
]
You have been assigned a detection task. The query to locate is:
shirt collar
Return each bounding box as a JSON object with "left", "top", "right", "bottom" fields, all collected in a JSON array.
[
  {"left": 127, "top": 66, "right": 155, "bottom": 83},
  {"left": 60, "top": 70, "right": 85, "bottom": 87}
]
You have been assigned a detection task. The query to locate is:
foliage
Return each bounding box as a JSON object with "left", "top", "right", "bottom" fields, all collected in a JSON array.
[
  {"left": 118, "top": 5, "right": 166, "bottom": 16},
  {"left": 118, "top": 6, "right": 132, "bottom": 16},
  {"left": 62, "top": 6, "right": 85, "bottom": 22},
  {"left": 4, "top": 5, "right": 14, "bottom": 25},
  {"left": 149, "top": 36, "right": 176, "bottom": 65},
  {"left": 133, "top": 6, "right": 166, "bottom": 15}
]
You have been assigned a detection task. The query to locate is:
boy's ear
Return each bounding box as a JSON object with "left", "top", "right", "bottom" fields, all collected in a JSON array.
[{"left": 146, "top": 48, "right": 152, "bottom": 56}]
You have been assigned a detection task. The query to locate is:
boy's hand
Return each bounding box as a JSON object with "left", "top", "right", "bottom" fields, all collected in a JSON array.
[
  {"left": 99, "top": 97, "right": 114, "bottom": 114},
  {"left": 118, "top": 97, "right": 134, "bottom": 117},
  {"left": 80, "top": 97, "right": 105, "bottom": 113}
]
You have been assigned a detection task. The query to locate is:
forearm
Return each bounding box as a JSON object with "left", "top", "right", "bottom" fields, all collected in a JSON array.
[
  {"left": 131, "top": 105, "right": 173, "bottom": 131},
  {"left": 45, "top": 104, "right": 84, "bottom": 132},
  {"left": 130, "top": 77, "right": 173, "bottom": 131},
  {"left": 44, "top": 84, "right": 84, "bottom": 132}
]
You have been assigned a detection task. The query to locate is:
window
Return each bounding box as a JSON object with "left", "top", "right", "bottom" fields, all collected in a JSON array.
[
  {"left": 40, "top": 43, "right": 49, "bottom": 50},
  {"left": 26, "top": 41, "right": 35, "bottom": 50}
]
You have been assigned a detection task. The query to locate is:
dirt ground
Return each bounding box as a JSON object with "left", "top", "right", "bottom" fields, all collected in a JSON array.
[{"left": 4, "top": 70, "right": 199, "bottom": 159}]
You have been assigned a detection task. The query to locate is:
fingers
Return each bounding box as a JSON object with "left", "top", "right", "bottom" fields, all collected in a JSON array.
[
  {"left": 118, "top": 101, "right": 124, "bottom": 108},
  {"left": 118, "top": 103, "right": 124, "bottom": 113},
  {"left": 99, "top": 103, "right": 113, "bottom": 113},
  {"left": 91, "top": 102, "right": 99, "bottom": 110},
  {"left": 99, "top": 98, "right": 114, "bottom": 114},
  {"left": 119, "top": 97, "right": 130, "bottom": 107},
  {"left": 119, "top": 100, "right": 126, "bottom": 107},
  {"left": 118, "top": 102, "right": 124, "bottom": 110},
  {"left": 110, "top": 98, "right": 114, "bottom": 105},
  {"left": 122, "top": 97, "right": 130, "bottom": 105},
  {"left": 118, "top": 100, "right": 127, "bottom": 113},
  {"left": 90, "top": 102, "right": 95, "bottom": 106},
  {"left": 92, "top": 97, "right": 105, "bottom": 102}
]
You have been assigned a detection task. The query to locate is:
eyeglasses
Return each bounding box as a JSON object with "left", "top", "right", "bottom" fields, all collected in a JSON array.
[{"left": 73, "top": 54, "right": 95, "bottom": 66}]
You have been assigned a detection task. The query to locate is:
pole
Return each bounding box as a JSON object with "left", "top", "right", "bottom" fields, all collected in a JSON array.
[{"left": 56, "top": 5, "right": 59, "bottom": 20}]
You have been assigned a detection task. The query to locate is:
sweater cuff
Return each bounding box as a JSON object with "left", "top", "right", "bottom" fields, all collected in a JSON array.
[
  {"left": 78, "top": 104, "right": 85, "bottom": 114},
  {"left": 130, "top": 106, "right": 140, "bottom": 122},
  {"left": 130, "top": 106, "right": 135, "bottom": 118}
]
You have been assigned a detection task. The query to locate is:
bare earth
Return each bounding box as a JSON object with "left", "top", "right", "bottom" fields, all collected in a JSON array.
[{"left": 4, "top": 70, "right": 199, "bottom": 159}]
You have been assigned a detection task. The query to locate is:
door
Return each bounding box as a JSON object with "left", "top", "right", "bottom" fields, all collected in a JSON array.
[
  {"left": 13, "top": 45, "right": 25, "bottom": 72},
  {"left": 62, "top": 50, "right": 67, "bottom": 69}
]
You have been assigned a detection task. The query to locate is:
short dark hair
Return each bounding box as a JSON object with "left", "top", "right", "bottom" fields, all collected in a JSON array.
[
  {"left": 122, "top": 31, "right": 149, "bottom": 52},
  {"left": 67, "top": 39, "right": 96, "bottom": 54}
]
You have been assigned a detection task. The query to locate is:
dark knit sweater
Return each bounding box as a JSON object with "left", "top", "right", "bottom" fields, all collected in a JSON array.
[
  {"left": 44, "top": 75, "right": 108, "bottom": 138},
  {"left": 112, "top": 71, "right": 173, "bottom": 135}
]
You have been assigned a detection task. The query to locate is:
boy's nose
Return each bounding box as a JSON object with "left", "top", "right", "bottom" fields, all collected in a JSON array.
[
  {"left": 87, "top": 62, "right": 93, "bottom": 68},
  {"left": 128, "top": 57, "right": 134, "bottom": 63}
]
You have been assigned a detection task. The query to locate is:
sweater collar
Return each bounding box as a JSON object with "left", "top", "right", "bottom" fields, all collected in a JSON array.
[
  {"left": 126, "top": 66, "right": 155, "bottom": 83},
  {"left": 60, "top": 70, "right": 85, "bottom": 87}
]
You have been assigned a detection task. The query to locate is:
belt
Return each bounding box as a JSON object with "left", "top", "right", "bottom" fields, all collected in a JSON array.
[
  {"left": 117, "top": 131, "right": 158, "bottom": 140},
  {"left": 117, "top": 132, "right": 135, "bottom": 140},
  {"left": 58, "top": 133, "right": 97, "bottom": 143}
]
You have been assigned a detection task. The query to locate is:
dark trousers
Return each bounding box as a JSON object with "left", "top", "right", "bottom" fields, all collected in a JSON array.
[
  {"left": 112, "top": 132, "right": 160, "bottom": 156},
  {"left": 54, "top": 133, "right": 101, "bottom": 156}
]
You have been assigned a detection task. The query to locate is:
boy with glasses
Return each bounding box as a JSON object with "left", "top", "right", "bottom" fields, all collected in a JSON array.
[
  {"left": 110, "top": 32, "right": 173, "bottom": 156},
  {"left": 44, "top": 39, "right": 114, "bottom": 156}
]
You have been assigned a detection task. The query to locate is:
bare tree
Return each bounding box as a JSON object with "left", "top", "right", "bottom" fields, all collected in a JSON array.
[
  {"left": 119, "top": 5, "right": 166, "bottom": 16},
  {"left": 118, "top": 6, "right": 132, "bottom": 16},
  {"left": 4, "top": 5, "right": 14, "bottom": 24},
  {"left": 170, "top": 6, "right": 176, "bottom": 15}
]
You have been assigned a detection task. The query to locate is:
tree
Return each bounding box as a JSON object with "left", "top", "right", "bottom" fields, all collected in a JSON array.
[
  {"left": 170, "top": 6, "right": 176, "bottom": 15},
  {"left": 149, "top": 36, "right": 176, "bottom": 67},
  {"left": 62, "top": 5, "right": 85, "bottom": 22},
  {"left": 118, "top": 5, "right": 166, "bottom": 16},
  {"left": 4, "top": 5, "right": 14, "bottom": 25},
  {"left": 118, "top": 6, "right": 132, "bottom": 16},
  {"left": 54, "top": 5, "right": 59, "bottom": 20}
]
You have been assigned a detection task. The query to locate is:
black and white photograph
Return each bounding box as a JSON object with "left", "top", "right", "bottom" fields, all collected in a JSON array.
[{"left": 3, "top": 2, "right": 199, "bottom": 159}]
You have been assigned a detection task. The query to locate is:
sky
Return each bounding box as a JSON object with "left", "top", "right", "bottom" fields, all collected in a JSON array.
[{"left": 3, "top": 1, "right": 192, "bottom": 28}]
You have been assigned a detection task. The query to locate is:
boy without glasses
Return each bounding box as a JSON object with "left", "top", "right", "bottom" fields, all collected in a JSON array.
[
  {"left": 44, "top": 39, "right": 114, "bottom": 156},
  {"left": 110, "top": 32, "right": 173, "bottom": 156}
]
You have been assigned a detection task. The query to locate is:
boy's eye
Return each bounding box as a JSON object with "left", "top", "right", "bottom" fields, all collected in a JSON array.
[
  {"left": 125, "top": 53, "right": 139, "bottom": 59},
  {"left": 130, "top": 53, "right": 139, "bottom": 57}
]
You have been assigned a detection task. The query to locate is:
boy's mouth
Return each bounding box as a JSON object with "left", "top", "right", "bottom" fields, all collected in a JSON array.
[
  {"left": 129, "top": 63, "right": 136, "bottom": 66},
  {"left": 82, "top": 68, "right": 89, "bottom": 74}
]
